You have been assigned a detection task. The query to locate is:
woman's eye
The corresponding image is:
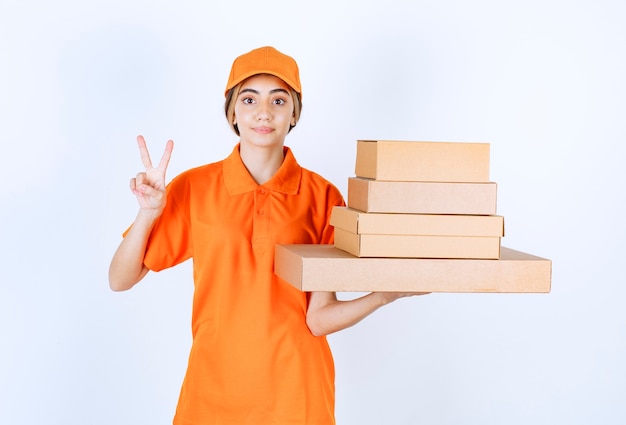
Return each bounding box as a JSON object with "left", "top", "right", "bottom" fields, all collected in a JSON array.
[
  {"left": 273, "top": 98, "right": 286, "bottom": 105},
  {"left": 242, "top": 97, "right": 255, "bottom": 104}
]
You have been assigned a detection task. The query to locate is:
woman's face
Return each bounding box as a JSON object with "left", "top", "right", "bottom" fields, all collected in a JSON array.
[{"left": 233, "top": 74, "right": 296, "bottom": 149}]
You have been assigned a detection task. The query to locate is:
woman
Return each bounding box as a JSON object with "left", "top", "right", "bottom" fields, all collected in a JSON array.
[{"left": 109, "top": 46, "right": 424, "bottom": 424}]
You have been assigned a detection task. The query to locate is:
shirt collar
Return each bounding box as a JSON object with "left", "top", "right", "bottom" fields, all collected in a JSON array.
[{"left": 223, "top": 144, "right": 302, "bottom": 195}]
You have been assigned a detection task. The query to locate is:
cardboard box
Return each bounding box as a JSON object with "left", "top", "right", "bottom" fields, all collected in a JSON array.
[
  {"left": 330, "top": 206, "right": 504, "bottom": 236},
  {"left": 333, "top": 228, "right": 501, "bottom": 259},
  {"left": 348, "top": 177, "right": 498, "bottom": 215},
  {"left": 355, "top": 140, "right": 490, "bottom": 182},
  {"left": 274, "top": 244, "right": 551, "bottom": 293}
]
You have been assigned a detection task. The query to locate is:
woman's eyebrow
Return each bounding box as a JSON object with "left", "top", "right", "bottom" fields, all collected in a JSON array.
[
  {"left": 239, "top": 88, "right": 289, "bottom": 95},
  {"left": 239, "top": 88, "right": 259, "bottom": 95}
]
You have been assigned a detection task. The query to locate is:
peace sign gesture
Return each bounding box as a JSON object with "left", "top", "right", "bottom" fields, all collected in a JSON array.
[{"left": 130, "top": 135, "right": 174, "bottom": 217}]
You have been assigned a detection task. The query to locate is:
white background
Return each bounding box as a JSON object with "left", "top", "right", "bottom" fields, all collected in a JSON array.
[{"left": 1, "top": 0, "right": 625, "bottom": 424}]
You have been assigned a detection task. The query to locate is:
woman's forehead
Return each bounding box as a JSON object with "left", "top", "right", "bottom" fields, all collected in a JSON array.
[{"left": 240, "top": 73, "right": 291, "bottom": 91}]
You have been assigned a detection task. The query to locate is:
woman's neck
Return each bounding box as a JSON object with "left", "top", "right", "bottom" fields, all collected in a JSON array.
[{"left": 238, "top": 143, "right": 285, "bottom": 185}]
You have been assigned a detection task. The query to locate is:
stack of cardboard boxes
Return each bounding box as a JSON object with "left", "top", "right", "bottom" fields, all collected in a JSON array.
[
  {"left": 331, "top": 140, "right": 504, "bottom": 260},
  {"left": 274, "top": 140, "right": 552, "bottom": 293}
]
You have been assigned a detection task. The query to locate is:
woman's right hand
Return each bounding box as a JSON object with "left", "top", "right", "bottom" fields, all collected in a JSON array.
[
  {"left": 109, "top": 135, "right": 173, "bottom": 291},
  {"left": 130, "top": 135, "right": 174, "bottom": 217}
]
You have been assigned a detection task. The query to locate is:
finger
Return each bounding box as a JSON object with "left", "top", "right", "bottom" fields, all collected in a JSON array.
[
  {"left": 156, "top": 139, "right": 174, "bottom": 173},
  {"left": 137, "top": 135, "right": 154, "bottom": 170},
  {"left": 135, "top": 172, "right": 147, "bottom": 187},
  {"left": 135, "top": 183, "right": 164, "bottom": 200},
  {"left": 130, "top": 177, "right": 137, "bottom": 193}
]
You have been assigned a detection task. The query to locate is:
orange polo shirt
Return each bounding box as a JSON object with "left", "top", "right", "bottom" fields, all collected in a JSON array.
[{"left": 141, "top": 144, "right": 344, "bottom": 425}]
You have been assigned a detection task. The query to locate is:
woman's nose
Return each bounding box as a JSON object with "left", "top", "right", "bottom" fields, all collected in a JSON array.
[{"left": 256, "top": 103, "right": 271, "bottom": 120}]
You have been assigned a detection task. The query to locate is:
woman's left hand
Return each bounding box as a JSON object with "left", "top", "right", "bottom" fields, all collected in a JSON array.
[{"left": 374, "top": 291, "right": 431, "bottom": 305}]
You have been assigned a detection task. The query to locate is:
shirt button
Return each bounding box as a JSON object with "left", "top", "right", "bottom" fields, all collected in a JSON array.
[{"left": 257, "top": 210, "right": 264, "bottom": 215}]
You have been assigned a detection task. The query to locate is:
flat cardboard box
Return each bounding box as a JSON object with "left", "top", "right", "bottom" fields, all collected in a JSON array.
[
  {"left": 355, "top": 140, "right": 490, "bottom": 182},
  {"left": 274, "top": 244, "right": 551, "bottom": 293},
  {"left": 348, "top": 177, "right": 498, "bottom": 215},
  {"left": 330, "top": 206, "right": 504, "bottom": 236},
  {"left": 334, "top": 228, "right": 501, "bottom": 259}
]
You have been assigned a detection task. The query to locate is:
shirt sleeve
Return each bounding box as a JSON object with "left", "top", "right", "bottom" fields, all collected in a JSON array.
[
  {"left": 320, "top": 184, "right": 346, "bottom": 245},
  {"left": 143, "top": 173, "right": 193, "bottom": 272}
]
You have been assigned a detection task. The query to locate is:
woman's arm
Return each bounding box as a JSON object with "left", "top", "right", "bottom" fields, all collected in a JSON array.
[
  {"left": 108, "top": 210, "right": 159, "bottom": 291},
  {"left": 306, "top": 291, "right": 428, "bottom": 337},
  {"left": 108, "top": 136, "right": 173, "bottom": 291}
]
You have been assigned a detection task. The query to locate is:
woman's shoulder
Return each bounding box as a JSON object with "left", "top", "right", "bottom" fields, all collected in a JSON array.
[
  {"left": 300, "top": 166, "right": 333, "bottom": 185},
  {"left": 171, "top": 159, "right": 224, "bottom": 182},
  {"left": 300, "top": 167, "right": 344, "bottom": 200},
  {"left": 165, "top": 160, "right": 225, "bottom": 198}
]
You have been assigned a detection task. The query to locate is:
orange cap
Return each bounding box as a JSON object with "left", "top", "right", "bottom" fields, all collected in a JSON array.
[{"left": 224, "top": 46, "right": 302, "bottom": 97}]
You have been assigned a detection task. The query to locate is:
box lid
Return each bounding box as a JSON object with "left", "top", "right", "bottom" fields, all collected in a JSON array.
[{"left": 330, "top": 206, "right": 504, "bottom": 236}]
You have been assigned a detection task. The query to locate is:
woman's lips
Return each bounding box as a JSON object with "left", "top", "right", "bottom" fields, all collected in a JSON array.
[{"left": 254, "top": 126, "right": 274, "bottom": 134}]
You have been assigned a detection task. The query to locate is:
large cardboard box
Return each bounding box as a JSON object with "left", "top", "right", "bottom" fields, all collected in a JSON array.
[
  {"left": 348, "top": 177, "right": 498, "bottom": 215},
  {"left": 355, "top": 140, "right": 490, "bottom": 182},
  {"left": 334, "top": 228, "right": 501, "bottom": 259},
  {"left": 330, "top": 206, "right": 504, "bottom": 236},
  {"left": 274, "top": 244, "right": 551, "bottom": 293}
]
